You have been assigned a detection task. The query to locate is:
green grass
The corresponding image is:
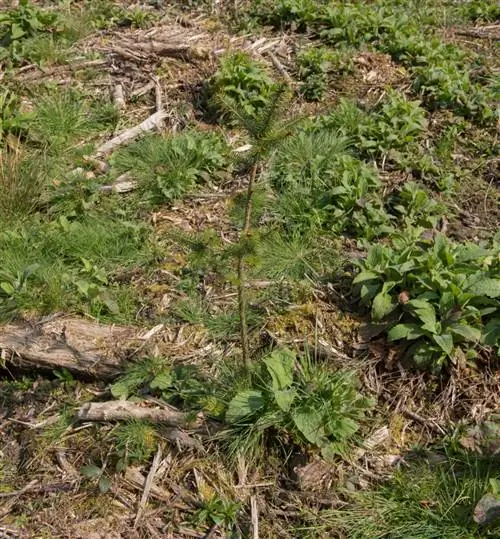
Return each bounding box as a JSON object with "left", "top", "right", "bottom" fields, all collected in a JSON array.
[
  {"left": 0, "top": 214, "right": 154, "bottom": 321},
  {"left": 171, "top": 296, "right": 263, "bottom": 341},
  {"left": 301, "top": 452, "right": 500, "bottom": 538},
  {"left": 30, "top": 89, "right": 118, "bottom": 153},
  {"left": 0, "top": 146, "right": 52, "bottom": 222}
]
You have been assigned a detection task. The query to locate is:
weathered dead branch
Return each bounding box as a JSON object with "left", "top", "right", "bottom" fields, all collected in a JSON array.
[
  {"left": 77, "top": 401, "right": 204, "bottom": 429},
  {"left": 95, "top": 110, "right": 168, "bottom": 155}
]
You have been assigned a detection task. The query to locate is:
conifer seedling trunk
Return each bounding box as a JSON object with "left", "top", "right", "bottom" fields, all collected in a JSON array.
[{"left": 237, "top": 162, "right": 257, "bottom": 368}]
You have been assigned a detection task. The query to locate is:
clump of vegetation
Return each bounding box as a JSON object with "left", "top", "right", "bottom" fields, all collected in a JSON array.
[
  {"left": 224, "top": 348, "right": 373, "bottom": 460},
  {"left": 353, "top": 231, "right": 500, "bottom": 371},
  {"left": 0, "top": 89, "right": 32, "bottom": 144},
  {"left": 458, "top": 0, "right": 500, "bottom": 23},
  {"left": 207, "top": 51, "right": 277, "bottom": 123},
  {"left": 0, "top": 146, "right": 50, "bottom": 223},
  {"left": 111, "top": 420, "right": 158, "bottom": 468},
  {"left": 269, "top": 130, "right": 392, "bottom": 239},
  {"left": 111, "top": 130, "right": 229, "bottom": 204},
  {"left": 30, "top": 89, "right": 119, "bottom": 152},
  {"left": 0, "top": 215, "right": 152, "bottom": 321},
  {"left": 0, "top": 0, "right": 62, "bottom": 64},
  {"left": 296, "top": 45, "right": 353, "bottom": 101},
  {"left": 389, "top": 181, "right": 447, "bottom": 229},
  {"left": 320, "top": 92, "right": 428, "bottom": 159}
]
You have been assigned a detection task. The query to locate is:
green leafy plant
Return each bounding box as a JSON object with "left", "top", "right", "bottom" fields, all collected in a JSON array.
[
  {"left": 192, "top": 497, "right": 241, "bottom": 533},
  {"left": 110, "top": 356, "right": 174, "bottom": 400},
  {"left": 296, "top": 46, "right": 352, "bottom": 101},
  {"left": 380, "top": 31, "right": 497, "bottom": 124},
  {"left": 320, "top": 93, "right": 428, "bottom": 159},
  {"left": 252, "top": 0, "right": 320, "bottom": 32},
  {"left": 318, "top": 3, "right": 391, "bottom": 47},
  {"left": 224, "top": 348, "right": 372, "bottom": 460},
  {"left": 390, "top": 181, "right": 446, "bottom": 229},
  {"left": 80, "top": 462, "right": 113, "bottom": 494},
  {"left": 0, "top": 90, "right": 33, "bottom": 144},
  {"left": 110, "top": 357, "right": 223, "bottom": 416},
  {"left": 269, "top": 133, "right": 392, "bottom": 239},
  {"left": 353, "top": 231, "right": 500, "bottom": 371},
  {"left": 71, "top": 257, "right": 119, "bottom": 315},
  {"left": 0, "top": 265, "right": 38, "bottom": 320},
  {"left": 458, "top": 0, "right": 500, "bottom": 23},
  {"left": 361, "top": 91, "right": 428, "bottom": 157},
  {"left": 208, "top": 51, "right": 277, "bottom": 123},
  {"left": 0, "top": 0, "right": 62, "bottom": 64},
  {"left": 82, "top": 0, "right": 127, "bottom": 30},
  {"left": 111, "top": 130, "right": 229, "bottom": 204}
]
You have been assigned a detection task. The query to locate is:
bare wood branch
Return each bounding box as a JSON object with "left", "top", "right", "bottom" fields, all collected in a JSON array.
[
  {"left": 266, "top": 51, "right": 293, "bottom": 84},
  {"left": 251, "top": 495, "right": 259, "bottom": 539},
  {"left": 99, "top": 173, "right": 138, "bottom": 194},
  {"left": 153, "top": 76, "right": 163, "bottom": 112},
  {"left": 203, "top": 524, "right": 219, "bottom": 539},
  {"left": 77, "top": 401, "right": 204, "bottom": 429},
  {"left": 455, "top": 26, "right": 500, "bottom": 40},
  {"left": 95, "top": 110, "right": 168, "bottom": 156},
  {"left": 124, "top": 467, "right": 175, "bottom": 504},
  {"left": 131, "top": 81, "right": 156, "bottom": 98},
  {"left": 113, "top": 84, "right": 126, "bottom": 110}
]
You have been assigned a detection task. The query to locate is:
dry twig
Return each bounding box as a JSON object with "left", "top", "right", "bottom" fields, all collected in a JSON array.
[{"left": 134, "top": 444, "right": 163, "bottom": 528}]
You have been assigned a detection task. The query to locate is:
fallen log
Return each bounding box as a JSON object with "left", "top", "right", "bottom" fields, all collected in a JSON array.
[{"left": 0, "top": 315, "right": 132, "bottom": 379}]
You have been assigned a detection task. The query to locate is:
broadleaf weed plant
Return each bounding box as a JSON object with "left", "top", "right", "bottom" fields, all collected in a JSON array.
[
  {"left": 353, "top": 230, "right": 500, "bottom": 371},
  {"left": 222, "top": 348, "right": 373, "bottom": 462}
]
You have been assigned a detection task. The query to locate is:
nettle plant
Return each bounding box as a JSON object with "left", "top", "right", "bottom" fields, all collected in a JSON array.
[
  {"left": 225, "top": 348, "right": 373, "bottom": 460},
  {"left": 353, "top": 230, "right": 500, "bottom": 371}
]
